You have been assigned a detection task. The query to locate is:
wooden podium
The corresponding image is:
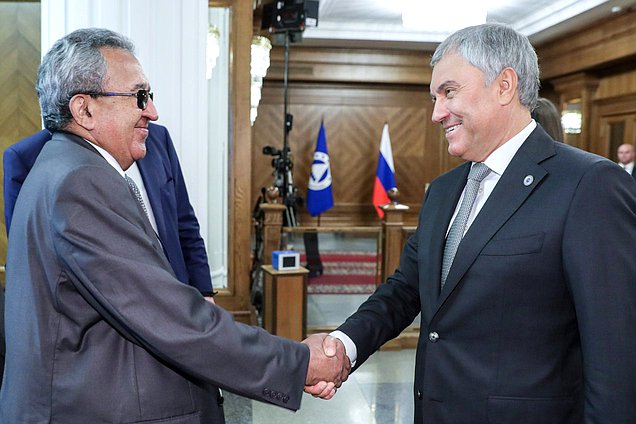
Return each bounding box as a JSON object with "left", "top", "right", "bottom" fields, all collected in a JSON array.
[{"left": 261, "top": 265, "right": 309, "bottom": 341}]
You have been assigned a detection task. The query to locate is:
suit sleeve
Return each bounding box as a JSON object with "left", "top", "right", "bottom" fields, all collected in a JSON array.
[
  {"left": 3, "top": 147, "right": 28, "bottom": 236},
  {"left": 51, "top": 165, "right": 309, "bottom": 410},
  {"left": 162, "top": 127, "right": 214, "bottom": 294},
  {"left": 336, "top": 197, "right": 425, "bottom": 368},
  {"left": 562, "top": 161, "right": 636, "bottom": 421}
]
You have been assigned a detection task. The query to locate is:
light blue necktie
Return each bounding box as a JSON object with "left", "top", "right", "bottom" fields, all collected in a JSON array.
[{"left": 440, "top": 162, "right": 491, "bottom": 290}]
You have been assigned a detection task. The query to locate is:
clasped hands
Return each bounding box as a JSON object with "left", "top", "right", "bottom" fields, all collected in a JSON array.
[{"left": 302, "top": 333, "right": 351, "bottom": 400}]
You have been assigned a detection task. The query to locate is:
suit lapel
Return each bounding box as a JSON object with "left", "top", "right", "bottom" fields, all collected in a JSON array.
[{"left": 436, "top": 127, "right": 556, "bottom": 310}]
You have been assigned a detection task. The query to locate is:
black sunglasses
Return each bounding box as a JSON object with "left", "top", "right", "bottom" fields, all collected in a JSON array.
[{"left": 85, "top": 89, "right": 154, "bottom": 110}]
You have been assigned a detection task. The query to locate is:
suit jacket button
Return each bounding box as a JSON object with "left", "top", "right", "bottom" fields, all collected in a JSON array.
[
  {"left": 283, "top": 395, "right": 290, "bottom": 403},
  {"left": 263, "top": 388, "right": 270, "bottom": 396},
  {"left": 417, "top": 389, "right": 423, "bottom": 399},
  {"left": 429, "top": 331, "right": 439, "bottom": 342}
]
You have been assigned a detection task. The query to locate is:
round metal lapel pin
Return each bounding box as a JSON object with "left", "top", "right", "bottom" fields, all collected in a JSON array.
[{"left": 523, "top": 175, "right": 534, "bottom": 186}]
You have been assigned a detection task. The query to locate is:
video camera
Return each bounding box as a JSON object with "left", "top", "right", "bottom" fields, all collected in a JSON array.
[
  {"left": 262, "top": 0, "right": 319, "bottom": 34},
  {"left": 262, "top": 145, "right": 302, "bottom": 226},
  {"left": 263, "top": 145, "right": 292, "bottom": 174}
]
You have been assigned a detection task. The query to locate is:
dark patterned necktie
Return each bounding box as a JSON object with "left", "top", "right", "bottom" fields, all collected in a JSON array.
[
  {"left": 441, "top": 162, "right": 491, "bottom": 290},
  {"left": 124, "top": 174, "right": 148, "bottom": 217}
]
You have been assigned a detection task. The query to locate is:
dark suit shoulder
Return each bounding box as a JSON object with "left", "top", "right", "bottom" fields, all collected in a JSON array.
[
  {"left": 33, "top": 132, "right": 109, "bottom": 180},
  {"left": 4, "top": 130, "right": 52, "bottom": 167},
  {"left": 551, "top": 141, "right": 609, "bottom": 167}
]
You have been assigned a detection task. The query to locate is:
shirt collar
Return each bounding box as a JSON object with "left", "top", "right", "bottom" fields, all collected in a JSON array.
[
  {"left": 83, "top": 139, "right": 126, "bottom": 177},
  {"left": 482, "top": 120, "right": 537, "bottom": 176}
]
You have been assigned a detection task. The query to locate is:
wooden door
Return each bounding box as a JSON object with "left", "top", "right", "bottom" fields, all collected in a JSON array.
[{"left": 599, "top": 113, "right": 636, "bottom": 161}]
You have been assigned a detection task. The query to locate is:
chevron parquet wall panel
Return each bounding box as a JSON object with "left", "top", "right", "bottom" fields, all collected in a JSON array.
[
  {"left": 253, "top": 82, "right": 446, "bottom": 226},
  {"left": 0, "top": 2, "right": 41, "bottom": 283}
]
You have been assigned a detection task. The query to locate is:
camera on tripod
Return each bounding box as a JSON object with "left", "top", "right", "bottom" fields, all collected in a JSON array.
[
  {"left": 262, "top": 145, "right": 292, "bottom": 173},
  {"left": 261, "top": 144, "right": 301, "bottom": 227}
]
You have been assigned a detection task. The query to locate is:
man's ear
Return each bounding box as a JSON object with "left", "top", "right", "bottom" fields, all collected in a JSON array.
[
  {"left": 497, "top": 67, "right": 518, "bottom": 106},
  {"left": 69, "top": 94, "right": 95, "bottom": 130}
]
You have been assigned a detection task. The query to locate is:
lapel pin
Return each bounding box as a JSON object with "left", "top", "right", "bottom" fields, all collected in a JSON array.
[{"left": 523, "top": 175, "right": 534, "bottom": 186}]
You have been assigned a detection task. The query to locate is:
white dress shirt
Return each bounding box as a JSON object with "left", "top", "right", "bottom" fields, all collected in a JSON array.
[
  {"left": 620, "top": 162, "right": 634, "bottom": 175},
  {"left": 84, "top": 140, "right": 159, "bottom": 233},
  {"left": 332, "top": 120, "right": 538, "bottom": 366}
]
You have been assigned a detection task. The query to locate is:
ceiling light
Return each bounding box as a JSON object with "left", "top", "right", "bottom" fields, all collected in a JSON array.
[{"left": 401, "top": 0, "right": 488, "bottom": 32}]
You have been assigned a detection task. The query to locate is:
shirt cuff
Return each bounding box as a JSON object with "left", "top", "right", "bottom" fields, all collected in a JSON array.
[{"left": 329, "top": 330, "right": 357, "bottom": 368}]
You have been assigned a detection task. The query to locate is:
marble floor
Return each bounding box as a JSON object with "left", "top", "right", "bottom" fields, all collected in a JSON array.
[
  {"left": 223, "top": 348, "right": 417, "bottom": 424},
  {"left": 222, "top": 232, "right": 418, "bottom": 423}
]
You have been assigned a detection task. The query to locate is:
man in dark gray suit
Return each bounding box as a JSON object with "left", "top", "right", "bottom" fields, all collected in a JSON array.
[
  {"left": 318, "top": 23, "right": 636, "bottom": 422},
  {"left": 0, "top": 28, "right": 348, "bottom": 423}
]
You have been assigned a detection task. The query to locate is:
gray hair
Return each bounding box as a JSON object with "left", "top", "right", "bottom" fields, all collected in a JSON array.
[
  {"left": 431, "top": 23, "right": 540, "bottom": 110},
  {"left": 37, "top": 28, "right": 136, "bottom": 131}
]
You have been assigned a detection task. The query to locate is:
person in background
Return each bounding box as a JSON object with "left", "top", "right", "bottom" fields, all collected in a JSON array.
[
  {"left": 0, "top": 27, "right": 349, "bottom": 423},
  {"left": 0, "top": 288, "right": 4, "bottom": 387},
  {"left": 531, "top": 96, "right": 564, "bottom": 142},
  {"left": 316, "top": 23, "right": 636, "bottom": 423},
  {"left": 617, "top": 143, "right": 636, "bottom": 179}
]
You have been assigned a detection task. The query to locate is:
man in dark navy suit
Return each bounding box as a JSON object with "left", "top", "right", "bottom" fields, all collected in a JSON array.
[{"left": 319, "top": 23, "right": 636, "bottom": 423}]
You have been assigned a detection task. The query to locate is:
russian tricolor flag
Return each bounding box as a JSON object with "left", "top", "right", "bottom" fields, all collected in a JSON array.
[{"left": 373, "top": 123, "right": 396, "bottom": 218}]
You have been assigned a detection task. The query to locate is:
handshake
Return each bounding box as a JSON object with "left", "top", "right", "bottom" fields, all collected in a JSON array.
[{"left": 302, "top": 333, "right": 351, "bottom": 400}]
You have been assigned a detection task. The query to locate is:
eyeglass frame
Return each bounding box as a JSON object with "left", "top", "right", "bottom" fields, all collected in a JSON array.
[{"left": 83, "top": 89, "right": 154, "bottom": 110}]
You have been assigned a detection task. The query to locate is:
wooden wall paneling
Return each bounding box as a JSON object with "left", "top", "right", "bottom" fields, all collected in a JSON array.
[
  {"left": 589, "top": 93, "right": 636, "bottom": 157},
  {"left": 267, "top": 46, "right": 433, "bottom": 85},
  {"left": 252, "top": 80, "right": 444, "bottom": 227},
  {"left": 550, "top": 73, "right": 599, "bottom": 152},
  {"left": 0, "top": 1, "right": 41, "bottom": 287},
  {"left": 537, "top": 8, "right": 636, "bottom": 80},
  {"left": 595, "top": 69, "right": 636, "bottom": 100}
]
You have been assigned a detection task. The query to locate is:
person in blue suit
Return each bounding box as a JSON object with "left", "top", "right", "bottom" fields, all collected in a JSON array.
[{"left": 4, "top": 123, "right": 215, "bottom": 297}]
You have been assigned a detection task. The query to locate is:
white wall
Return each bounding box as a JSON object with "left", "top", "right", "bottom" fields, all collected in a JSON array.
[{"left": 41, "top": 0, "right": 228, "bottom": 287}]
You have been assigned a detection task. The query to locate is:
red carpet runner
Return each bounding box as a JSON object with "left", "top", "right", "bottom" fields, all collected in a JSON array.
[{"left": 300, "top": 250, "right": 380, "bottom": 295}]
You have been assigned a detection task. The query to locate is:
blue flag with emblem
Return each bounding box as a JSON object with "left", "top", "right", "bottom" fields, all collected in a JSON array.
[{"left": 306, "top": 121, "right": 334, "bottom": 216}]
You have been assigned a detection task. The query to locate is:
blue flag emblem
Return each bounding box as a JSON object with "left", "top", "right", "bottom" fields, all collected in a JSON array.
[{"left": 306, "top": 122, "right": 334, "bottom": 216}]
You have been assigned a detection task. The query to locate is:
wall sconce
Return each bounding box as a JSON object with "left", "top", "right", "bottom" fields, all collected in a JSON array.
[
  {"left": 206, "top": 25, "right": 220, "bottom": 80},
  {"left": 561, "top": 102, "right": 582, "bottom": 134},
  {"left": 250, "top": 35, "right": 272, "bottom": 125}
]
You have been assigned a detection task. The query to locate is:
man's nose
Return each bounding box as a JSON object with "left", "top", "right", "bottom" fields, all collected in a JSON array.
[
  {"left": 143, "top": 97, "right": 159, "bottom": 121},
  {"left": 431, "top": 99, "right": 447, "bottom": 124}
]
